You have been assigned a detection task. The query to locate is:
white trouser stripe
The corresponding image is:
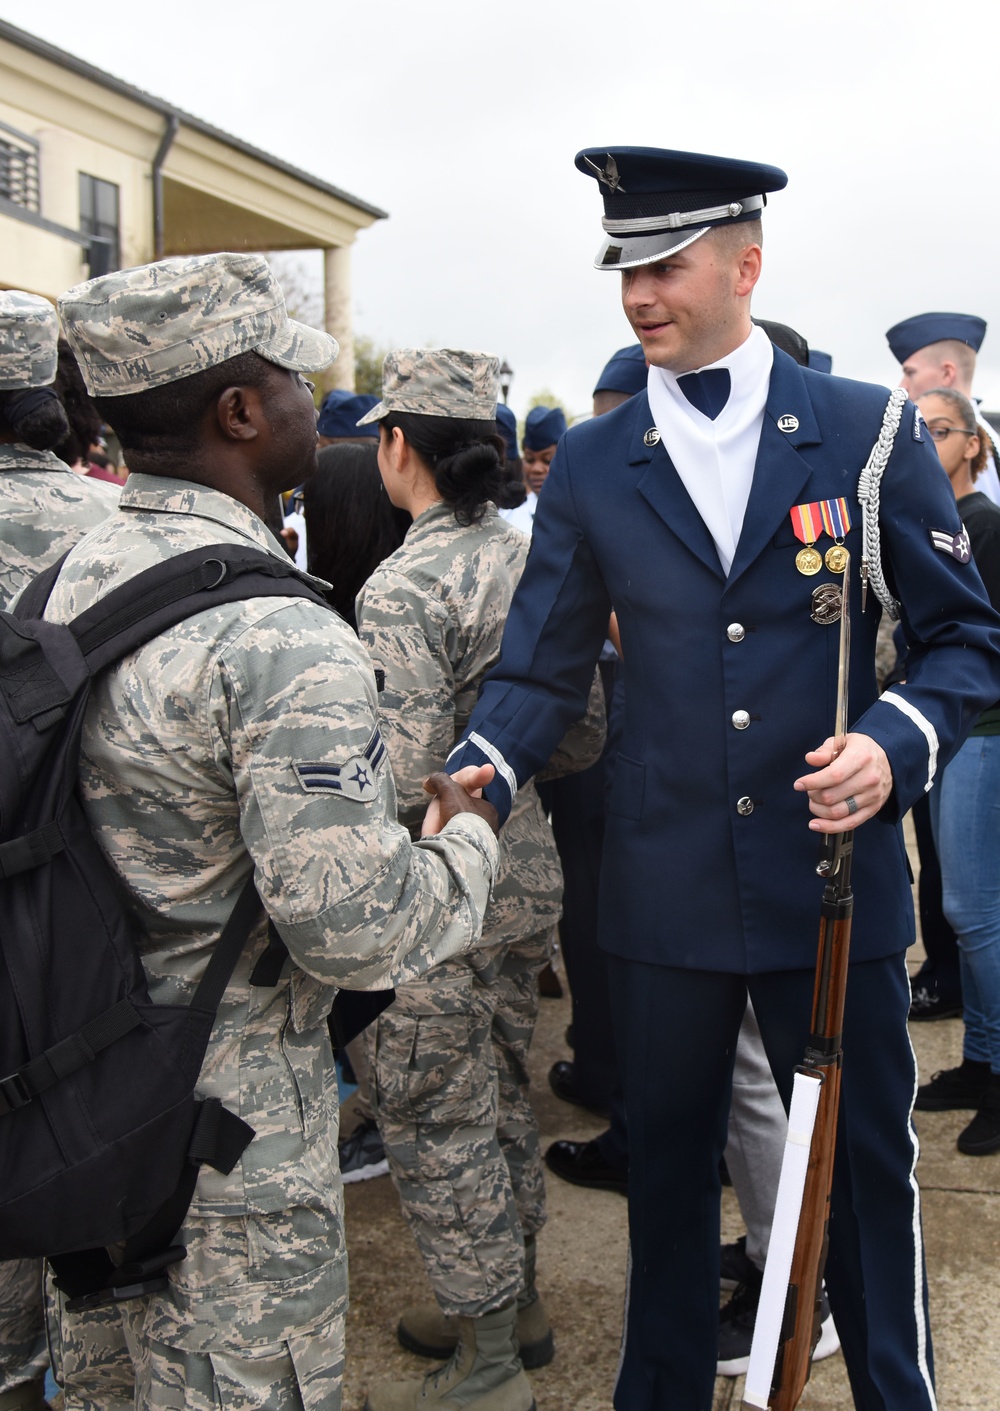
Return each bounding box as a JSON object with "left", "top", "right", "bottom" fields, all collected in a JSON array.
[
  {"left": 904, "top": 1003, "right": 939, "bottom": 1410},
  {"left": 881, "top": 691, "right": 939, "bottom": 792},
  {"left": 446, "top": 733, "right": 518, "bottom": 805}
]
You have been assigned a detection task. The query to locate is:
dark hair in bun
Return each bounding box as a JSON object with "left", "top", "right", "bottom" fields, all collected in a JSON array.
[
  {"left": 381, "top": 411, "right": 503, "bottom": 526},
  {"left": 0, "top": 385, "right": 70, "bottom": 452}
]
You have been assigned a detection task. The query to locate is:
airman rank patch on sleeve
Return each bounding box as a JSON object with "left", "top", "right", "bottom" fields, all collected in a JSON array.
[
  {"left": 293, "top": 726, "right": 386, "bottom": 802},
  {"left": 930, "top": 526, "right": 971, "bottom": 563}
]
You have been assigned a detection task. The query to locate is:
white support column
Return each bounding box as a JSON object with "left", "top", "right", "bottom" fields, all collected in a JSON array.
[{"left": 323, "top": 243, "right": 354, "bottom": 391}]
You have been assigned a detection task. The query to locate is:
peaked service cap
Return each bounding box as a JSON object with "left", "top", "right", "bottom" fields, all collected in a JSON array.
[
  {"left": 0, "top": 290, "right": 59, "bottom": 391},
  {"left": 58, "top": 251, "right": 339, "bottom": 397},
  {"left": 575, "top": 146, "right": 787, "bottom": 271},
  {"left": 358, "top": 348, "right": 500, "bottom": 424},
  {"left": 495, "top": 402, "right": 520, "bottom": 461},
  {"left": 523, "top": 405, "right": 567, "bottom": 451},
  {"left": 885, "top": 312, "right": 987, "bottom": 365},
  {"left": 317, "top": 389, "right": 380, "bottom": 439},
  {"left": 594, "top": 343, "right": 647, "bottom": 396}
]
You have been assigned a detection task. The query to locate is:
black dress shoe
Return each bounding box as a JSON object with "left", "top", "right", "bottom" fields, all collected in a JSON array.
[
  {"left": 545, "top": 1138, "right": 628, "bottom": 1193},
  {"left": 908, "top": 984, "right": 963, "bottom": 1022},
  {"left": 548, "top": 1060, "right": 610, "bottom": 1117}
]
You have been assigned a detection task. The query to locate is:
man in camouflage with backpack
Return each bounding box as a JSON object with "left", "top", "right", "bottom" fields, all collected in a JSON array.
[{"left": 39, "top": 252, "right": 501, "bottom": 1411}]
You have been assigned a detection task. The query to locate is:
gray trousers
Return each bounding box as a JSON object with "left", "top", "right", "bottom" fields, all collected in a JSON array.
[{"left": 724, "top": 999, "right": 787, "bottom": 1271}]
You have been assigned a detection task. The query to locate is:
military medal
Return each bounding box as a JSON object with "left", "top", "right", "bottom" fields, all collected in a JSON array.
[
  {"left": 820, "top": 497, "right": 852, "bottom": 573},
  {"left": 790, "top": 502, "right": 824, "bottom": 576},
  {"left": 810, "top": 582, "right": 843, "bottom": 624}
]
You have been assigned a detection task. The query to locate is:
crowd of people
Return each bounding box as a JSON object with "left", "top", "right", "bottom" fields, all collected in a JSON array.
[{"left": 1, "top": 140, "right": 1000, "bottom": 1411}]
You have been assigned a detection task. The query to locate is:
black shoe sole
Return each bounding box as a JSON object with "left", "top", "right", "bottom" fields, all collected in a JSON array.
[
  {"left": 544, "top": 1162, "right": 627, "bottom": 1195},
  {"left": 909, "top": 1005, "right": 964, "bottom": 1022},
  {"left": 957, "top": 1130, "right": 1000, "bottom": 1155},
  {"left": 914, "top": 1094, "right": 988, "bottom": 1112},
  {"left": 397, "top": 1322, "right": 555, "bottom": 1370}
]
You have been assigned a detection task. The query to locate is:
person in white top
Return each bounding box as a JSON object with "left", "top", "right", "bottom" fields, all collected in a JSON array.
[{"left": 500, "top": 405, "right": 567, "bottom": 536}]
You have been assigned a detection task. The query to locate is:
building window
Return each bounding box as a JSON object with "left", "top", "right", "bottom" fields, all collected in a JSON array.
[
  {"left": 0, "top": 122, "right": 40, "bottom": 214},
  {"left": 80, "top": 173, "right": 120, "bottom": 277}
]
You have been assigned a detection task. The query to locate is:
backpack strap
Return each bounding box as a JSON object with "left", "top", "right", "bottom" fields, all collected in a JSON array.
[
  {"left": 12, "top": 552, "right": 69, "bottom": 621},
  {"left": 59, "top": 543, "right": 331, "bottom": 671}
]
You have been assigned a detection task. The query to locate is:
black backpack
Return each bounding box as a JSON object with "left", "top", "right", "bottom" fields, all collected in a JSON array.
[{"left": 0, "top": 543, "right": 337, "bottom": 1309}]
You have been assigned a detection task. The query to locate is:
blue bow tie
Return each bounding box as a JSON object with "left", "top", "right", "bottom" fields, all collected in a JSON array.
[{"left": 677, "top": 368, "right": 731, "bottom": 421}]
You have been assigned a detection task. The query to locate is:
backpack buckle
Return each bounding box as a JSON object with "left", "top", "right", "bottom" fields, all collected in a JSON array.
[{"left": 0, "top": 1070, "right": 31, "bottom": 1116}]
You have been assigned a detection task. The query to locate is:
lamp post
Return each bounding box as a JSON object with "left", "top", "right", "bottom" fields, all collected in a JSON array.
[{"left": 499, "top": 359, "right": 513, "bottom": 405}]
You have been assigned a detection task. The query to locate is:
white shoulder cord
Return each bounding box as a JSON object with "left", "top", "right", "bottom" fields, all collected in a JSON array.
[{"left": 856, "top": 387, "right": 908, "bottom": 621}]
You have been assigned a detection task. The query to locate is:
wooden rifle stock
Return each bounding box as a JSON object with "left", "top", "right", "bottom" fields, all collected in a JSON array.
[{"left": 767, "top": 839, "right": 853, "bottom": 1410}]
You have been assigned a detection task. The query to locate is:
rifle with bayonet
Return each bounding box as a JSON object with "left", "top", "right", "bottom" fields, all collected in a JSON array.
[{"left": 742, "top": 554, "right": 854, "bottom": 1411}]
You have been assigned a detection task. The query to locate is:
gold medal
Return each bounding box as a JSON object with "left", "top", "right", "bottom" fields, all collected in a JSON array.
[
  {"left": 825, "top": 543, "right": 848, "bottom": 574},
  {"left": 796, "top": 546, "right": 822, "bottom": 575}
]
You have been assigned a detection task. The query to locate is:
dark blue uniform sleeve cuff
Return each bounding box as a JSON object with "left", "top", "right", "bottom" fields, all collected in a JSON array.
[{"left": 447, "top": 736, "right": 515, "bottom": 826}]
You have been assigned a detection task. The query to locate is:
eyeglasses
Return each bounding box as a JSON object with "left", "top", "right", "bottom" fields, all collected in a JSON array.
[{"left": 927, "top": 425, "right": 975, "bottom": 443}]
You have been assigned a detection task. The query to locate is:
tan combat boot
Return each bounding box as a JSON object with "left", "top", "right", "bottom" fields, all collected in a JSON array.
[
  {"left": 365, "top": 1302, "right": 535, "bottom": 1411},
  {"left": 397, "top": 1236, "right": 554, "bottom": 1370}
]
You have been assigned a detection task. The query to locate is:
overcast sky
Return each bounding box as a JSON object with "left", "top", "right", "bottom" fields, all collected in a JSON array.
[{"left": 2, "top": 0, "right": 997, "bottom": 418}]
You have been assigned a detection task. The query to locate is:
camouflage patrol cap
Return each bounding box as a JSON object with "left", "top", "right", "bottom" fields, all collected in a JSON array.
[
  {"left": 0, "top": 291, "right": 59, "bottom": 391},
  {"left": 58, "top": 252, "right": 338, "bottom": 397},
  {"left": 357, "top": 348, "right": 500, "bottom": 425}
]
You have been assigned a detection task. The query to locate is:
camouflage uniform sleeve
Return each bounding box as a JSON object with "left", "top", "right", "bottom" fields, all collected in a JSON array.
[
  {"left": 536, "top": 664, "right": 608, "bottom": 781},
  {"left": 357, "top": 564, "right": 457, "bottom": 837},
  {"left": 209, "top": 601, "right": 497, "bottom": 989}
]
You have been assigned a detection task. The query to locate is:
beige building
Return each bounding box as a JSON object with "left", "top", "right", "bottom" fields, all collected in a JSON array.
[{"left": 0, "top": 19, "right": 385, "bottom": 389}]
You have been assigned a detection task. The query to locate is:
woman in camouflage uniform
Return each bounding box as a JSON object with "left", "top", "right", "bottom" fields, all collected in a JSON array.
[{"left": 357, "top": 349, "right": 603, "bottom": 1411}]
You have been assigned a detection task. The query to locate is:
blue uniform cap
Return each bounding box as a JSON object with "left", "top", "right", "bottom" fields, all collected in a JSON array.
[
  {"left": 495, "top": 402, "right": 519, "bottom": 461},
  {"left": 808, "top": 349, "right": 833, "bottom": 374},
  {"left": 886, "top": 313, "right": 986, "bottom": 365},
  {"left": 317, "top": 389, "right": 380, "bottom": 438},
  {"left": 575, "top": 146, "right": 787, "bottom": 271},
  {"left": 523, "top": 405, "right": 567, "bottom": 452},
  {"left": 594, "top": 343, "right": 647, "bottom": 396}
]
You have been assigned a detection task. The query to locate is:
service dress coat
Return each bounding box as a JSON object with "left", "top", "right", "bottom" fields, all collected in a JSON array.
[{"left": 451, "top": 349, "right": 1000, "bottom": 975}]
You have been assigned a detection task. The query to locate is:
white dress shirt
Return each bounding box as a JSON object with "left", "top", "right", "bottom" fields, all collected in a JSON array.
[{"left": 646, "top": 324, "right": 774, "bottom": 575}]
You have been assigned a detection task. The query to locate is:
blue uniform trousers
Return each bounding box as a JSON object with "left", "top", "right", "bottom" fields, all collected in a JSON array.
[{"left": 609, "top": 951, "right": 935, "bottom": 1411}]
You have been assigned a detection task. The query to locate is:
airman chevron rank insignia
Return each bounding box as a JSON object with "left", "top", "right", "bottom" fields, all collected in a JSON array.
[
  {"left": 930, "top": 526, "right": 971, "bottom": 563},
  {"left": 293, "top": 727, "right": 386, "bottom": 801}
]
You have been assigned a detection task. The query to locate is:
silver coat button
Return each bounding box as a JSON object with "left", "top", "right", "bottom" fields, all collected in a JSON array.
[
  {"left": 732, "top": 710, "right": 751, "bottom": 730},
  {"left": 737, "top": 796, "right": 754, "bottom": 816},
  {"left": 727, "top": 623, "right": 745, "bottom": 643}
]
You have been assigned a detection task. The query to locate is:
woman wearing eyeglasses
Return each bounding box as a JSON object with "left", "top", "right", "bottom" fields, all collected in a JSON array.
[{"left": 914, "top": 386, "right": 1000, "bottom": 1157}]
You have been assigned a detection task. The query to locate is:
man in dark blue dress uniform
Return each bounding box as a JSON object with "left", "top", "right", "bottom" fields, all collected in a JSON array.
[{"left": 442, "top": 146, "right": 1000, "bottom": 1410}]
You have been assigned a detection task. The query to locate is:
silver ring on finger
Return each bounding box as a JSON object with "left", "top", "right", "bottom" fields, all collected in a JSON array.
[{"left": 845, "top": 795, "right": 858, "bottom": 816}]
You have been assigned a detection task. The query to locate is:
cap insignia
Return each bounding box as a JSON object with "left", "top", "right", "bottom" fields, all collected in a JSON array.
[{"left": 584, "top": 154, "right": 626, "bottom": 194}]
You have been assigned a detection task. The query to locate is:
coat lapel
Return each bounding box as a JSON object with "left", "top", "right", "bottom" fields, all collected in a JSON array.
[
  {"left": 629, "top": 394, "right": 727, "bottom": 581},
  {"left": 727, "top": 350, "right": 822, "bottom": 588}
]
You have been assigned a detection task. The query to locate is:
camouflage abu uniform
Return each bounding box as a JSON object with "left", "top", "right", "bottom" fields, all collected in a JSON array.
[
  {"left": 0, "top": 291, "right": 116, "bottom": 1411},
  {"left": 357, "top": 352, "right": 605, "bottom": 1318},
  {"left": 41, "top": 258, "right": 500, "bottom": 1411}
]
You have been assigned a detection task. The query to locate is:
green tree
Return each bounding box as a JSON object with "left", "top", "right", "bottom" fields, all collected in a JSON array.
[
  {"left": 524, "top": 389, "right": 575, "bottom": 437},
  {"left": 354, "top": 334, "right": 394, "bottom": 396}
]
